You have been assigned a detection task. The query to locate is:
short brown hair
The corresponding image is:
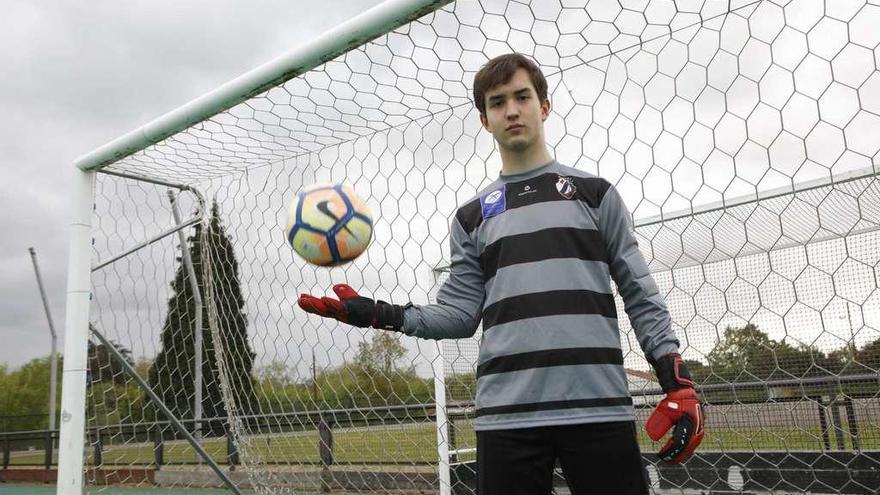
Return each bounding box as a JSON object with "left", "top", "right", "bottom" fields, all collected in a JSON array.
[{"left": 473, "top": 53, "right": 548, "bottom": 115}]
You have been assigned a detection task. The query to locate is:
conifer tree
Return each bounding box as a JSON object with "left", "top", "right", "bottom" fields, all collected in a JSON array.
[{"left": 148, "top": 201, "right": 257, "bottom": 431}]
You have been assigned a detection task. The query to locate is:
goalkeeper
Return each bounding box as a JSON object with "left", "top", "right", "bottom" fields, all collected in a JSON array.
[{"left": 298, "top": 53, "right": 704, "bottom": 495}]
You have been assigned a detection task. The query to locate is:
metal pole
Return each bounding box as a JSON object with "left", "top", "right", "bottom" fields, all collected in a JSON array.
[
  {"left": 91, "top": 215, "right": 201, "bottom": 272},
  {"left": 90, "top": 176, "right": 204, "bottom": 273},
  {"left": 432, "top": 341, "right": 452, "bottom": 495},
  {"left": 89, "top": 325, "right": 242, "bottom": 495},
  {"left": 845, "top": 302, "right": 856, "bottom": 355},
  {"left": 57, "top": 170, "right": 95, "bottom": 495},
  {"left": 312, "top": 349, "right": 318, "bottom": 403},
  {"left": 430, "top": 268, "right": 452, "bottom": 495},
  {"left": 28, "top": 248, "right": 58, "bottom": 438},
  {"left": 167, "top": 190, "right": 204, "bottom": 463}
]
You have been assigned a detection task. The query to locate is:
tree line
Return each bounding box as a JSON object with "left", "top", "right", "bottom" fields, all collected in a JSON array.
[{"left": 5, "top": 321, "right": 878, "bottom": 433}]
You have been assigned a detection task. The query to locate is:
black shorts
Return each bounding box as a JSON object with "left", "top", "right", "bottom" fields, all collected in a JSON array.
[{"left": 476, "top": 420, "right": 650, "bottom": 495}]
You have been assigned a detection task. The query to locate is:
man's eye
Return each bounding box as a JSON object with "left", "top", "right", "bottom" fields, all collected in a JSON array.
[{"left": 519, "top": 95, "right": 529, "bottom": 100}]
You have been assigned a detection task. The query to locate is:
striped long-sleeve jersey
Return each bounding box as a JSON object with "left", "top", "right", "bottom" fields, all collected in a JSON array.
[{"left": 402, "top": 160, "right": 679, "bottom": 431}]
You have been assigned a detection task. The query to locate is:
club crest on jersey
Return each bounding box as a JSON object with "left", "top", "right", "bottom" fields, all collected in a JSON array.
[
  {"left": 556, "top": 176, "right": 577, "bottom": 199},
  {"left": 481, "top": 186, "right": 506, "bottom": 219}
]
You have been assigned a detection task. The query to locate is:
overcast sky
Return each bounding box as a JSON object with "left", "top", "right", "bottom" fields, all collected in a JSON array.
[
  {"left": 3, "top": 0, "right": 878, "bottom": 374},
  {"left": 0, "top": 0, "right": 385, "bottom": 368}
]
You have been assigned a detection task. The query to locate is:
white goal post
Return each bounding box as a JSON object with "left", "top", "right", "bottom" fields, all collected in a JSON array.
[{"left": 61, "top": 0, "right": 880, "bottom": 494}]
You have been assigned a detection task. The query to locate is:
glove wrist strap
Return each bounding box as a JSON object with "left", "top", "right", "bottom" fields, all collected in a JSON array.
[
  {"left": 650, "top": 353, "right": 695, "bottom": 393},
  {"left": 373, "top": 301, "right": 408, "bottom": 332}
]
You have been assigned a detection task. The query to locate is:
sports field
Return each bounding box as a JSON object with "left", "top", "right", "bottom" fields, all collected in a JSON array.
[
  {"left": 0, "top": 486, "right": 246, "bottom": 495},
  {"left": 8, "top": 422, "right": 878, "bottom": 467}
]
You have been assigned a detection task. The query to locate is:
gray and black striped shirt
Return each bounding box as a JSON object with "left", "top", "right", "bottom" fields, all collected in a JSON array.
[{"left": 403, "top": 160, "right": 679, "bottom": 431}]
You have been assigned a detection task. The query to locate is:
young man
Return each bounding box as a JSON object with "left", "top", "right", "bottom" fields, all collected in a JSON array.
[{"left": 298, "top": 53, "right": 704, "bottom": 494}]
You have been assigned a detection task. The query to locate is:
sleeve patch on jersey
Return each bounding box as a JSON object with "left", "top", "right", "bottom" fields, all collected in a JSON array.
[{"left": 481, "top": 185, "right": 507, "bottom": 219}]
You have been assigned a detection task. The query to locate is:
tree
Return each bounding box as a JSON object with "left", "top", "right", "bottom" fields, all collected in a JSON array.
[
  {"left": 855, "top": 339, "right": 880, "bottom": 371},
  {"left": 0, "top": 357, "right": 62, "bottom": 431},
  {"left": 707, "top": 323, "right": 772, "bottom": 379},
  {"left": 354, "top": 332, "right": 409, "bottom": 376},
  {"left": 134, "top": 357, "right": 152, "bottom": 379},
  {"left": 681, "top": 359, "right": 710, "bottom": 383},
  {"left": 299, "top": 333, "right": 434, "bottom": 409},
  {"left": 254, "top": 360, "right": 311, "bottom": 413},
  {"left": 257, "top": 360, "right": 293, "bottom": 389},
  {"left": 87, "top": 332, "right": 134, "bottom": 385},
  {"left": 706, "top": 323, "right": 842, "bottom": 381},
  {"left": 148, "top": 201, "right": 257, "bottom": 431}
]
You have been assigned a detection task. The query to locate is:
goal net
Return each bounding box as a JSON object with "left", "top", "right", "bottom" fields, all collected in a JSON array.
[{"left": 64, "top": 0, "right": 880, "bottom": 494}]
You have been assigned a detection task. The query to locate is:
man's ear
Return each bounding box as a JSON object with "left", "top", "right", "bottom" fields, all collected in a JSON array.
[
  {"left": 541, "top": 98, "right": 551, "bottom": 121},
  {"left": 479, "top": 112, "right": 489, "bottom": 130}
]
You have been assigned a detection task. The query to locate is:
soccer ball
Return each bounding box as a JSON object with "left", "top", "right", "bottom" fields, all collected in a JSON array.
[{"left": 285, "top": 183, "right": 373, "bottom": 266}]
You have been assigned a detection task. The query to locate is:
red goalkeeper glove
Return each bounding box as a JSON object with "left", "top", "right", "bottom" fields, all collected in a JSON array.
[
  {"left": 646, "top": 353, "right": 704, "bottom": 464},
  {"left": 297, "top": 284, "right": 407, "bottom": 332}
]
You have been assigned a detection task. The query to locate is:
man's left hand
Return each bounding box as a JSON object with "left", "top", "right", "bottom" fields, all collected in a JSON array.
[{"left": 646, "top": 353, "right": 705, "bottom": 464}]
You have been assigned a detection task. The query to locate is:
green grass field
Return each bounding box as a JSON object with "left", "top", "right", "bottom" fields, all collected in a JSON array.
[
  {"left": 9, "top": 422, "right": 879, "bottom": 467},
  {"left": 0, "top": 486, "right": 243, "bottom": 495}
]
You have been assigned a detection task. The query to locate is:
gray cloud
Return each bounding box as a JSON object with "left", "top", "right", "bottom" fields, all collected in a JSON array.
[
  {"left": 0, "top": 0, "right": 383, "bottom": 368},
  {"left": 4, "top": 0, "right": 877, "bottom": 375}
]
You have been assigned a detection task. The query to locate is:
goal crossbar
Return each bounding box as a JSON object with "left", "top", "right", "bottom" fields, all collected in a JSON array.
[{"left": 73, "top": 0, "right": 452, "bottom": 172}]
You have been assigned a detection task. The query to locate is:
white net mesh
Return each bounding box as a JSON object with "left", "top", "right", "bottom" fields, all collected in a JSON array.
[{"left": 81, "top": 0, "right": 880, "bottom": 493}]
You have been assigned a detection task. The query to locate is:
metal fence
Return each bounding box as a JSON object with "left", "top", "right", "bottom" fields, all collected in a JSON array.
[{"left": 60, "top": 369, "right": 878, "bottom": 474}]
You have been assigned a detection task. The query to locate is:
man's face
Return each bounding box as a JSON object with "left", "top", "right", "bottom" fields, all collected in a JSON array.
[{"left": 480, "top": 68, "right": 551, "bottom": 153}]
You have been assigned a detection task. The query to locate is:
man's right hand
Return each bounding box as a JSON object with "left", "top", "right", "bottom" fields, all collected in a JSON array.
[{"left": 298, "top": 284, "right": 406, "bottom": 332}]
